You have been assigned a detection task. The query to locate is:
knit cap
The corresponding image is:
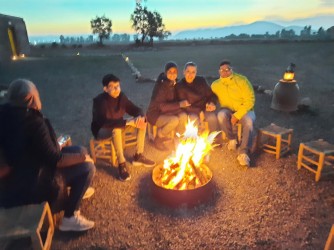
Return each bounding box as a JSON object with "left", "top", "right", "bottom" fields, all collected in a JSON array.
[{"left": 164, "top": 61, "right": 178, "bottom": 73}]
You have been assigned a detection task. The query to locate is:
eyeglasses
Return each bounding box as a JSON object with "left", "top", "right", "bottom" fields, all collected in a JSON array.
[{"left": 219, "top": 67, "right": 232, "bottom": 72}]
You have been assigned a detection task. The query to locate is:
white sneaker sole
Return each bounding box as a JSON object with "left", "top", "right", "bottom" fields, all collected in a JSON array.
[{"left": 59, "top": 223, "right": 95, "bottom": 232}]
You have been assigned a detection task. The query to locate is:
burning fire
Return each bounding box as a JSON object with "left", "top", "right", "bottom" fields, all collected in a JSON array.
[{"left": 155, "top": 119, "right": 219, "bottom": 190}]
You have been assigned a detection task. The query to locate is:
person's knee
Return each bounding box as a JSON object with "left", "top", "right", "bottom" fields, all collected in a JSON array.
[
  {"left": 170, "top": 116, "right": 179, "bottom": 127},
  {"left": 217, "top": 110, "right": 229, "bottom": 123},
  {"left": 241, "top": 115, "right": 254, "bottom": 129},
  {"left": 62, "top": 145, "right": 88, "bottom": 155}
]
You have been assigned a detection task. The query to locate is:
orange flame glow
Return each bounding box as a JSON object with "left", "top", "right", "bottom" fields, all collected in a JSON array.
[{"left": 159, "top": 119, "right": 219, "bottom": 190}]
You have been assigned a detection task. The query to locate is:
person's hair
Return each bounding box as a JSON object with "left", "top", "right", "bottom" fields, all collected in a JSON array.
[
  {"left": 7, "top": 78, "right": 42, "bottom": 110},
  {"left": 164, "top": 61, "right": 178, "bottom": 73},
  {"left": 219, "top": 60, "right": 231, "bottom": 67},
  {"left": 184, "top": 61, "right": 197, "bottom": 71},
  {"left": 102, "top": 74, "right": 120, "bottom": 87}
]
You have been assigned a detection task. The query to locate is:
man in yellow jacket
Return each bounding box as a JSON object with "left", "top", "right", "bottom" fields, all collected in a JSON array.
[{"left": 211, "top": 60, "right": 255, "bottom": 167}]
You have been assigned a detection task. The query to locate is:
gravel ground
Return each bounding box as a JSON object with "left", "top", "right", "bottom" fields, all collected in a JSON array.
[{"left": 1, "top": 50, "right": 334, "bottom": 250}]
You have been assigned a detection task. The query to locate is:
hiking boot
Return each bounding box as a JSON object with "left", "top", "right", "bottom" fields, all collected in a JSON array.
[
  {"left": 228, "top": 139, "right": 237, "bottom": 151},
  {"left": 133, "top": 153, "right": 156, "bottom": 168},
  {"left": 118, "top": 162, "right": 131, "bottom": 181},
  {"left": 59, "top": 211, "right": 94, "bottom": 231},
  {"left": 237, "top": 153, "right": 250, "bottom": 167},
  {"left": 153, "top": 137, "right": 169, "bottom": 151}
]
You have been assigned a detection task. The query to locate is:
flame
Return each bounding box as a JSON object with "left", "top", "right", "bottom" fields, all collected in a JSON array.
[
  {"left": 283, "top": 72, "right": 294, "bottom": 81},
  {"left": 159, "top": 119, "right": 219, "bottom": 190}
]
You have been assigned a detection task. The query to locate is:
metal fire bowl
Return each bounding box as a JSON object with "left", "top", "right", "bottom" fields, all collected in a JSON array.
[{"left": 152, "top": 164, "right": 214, "bottom": 208}]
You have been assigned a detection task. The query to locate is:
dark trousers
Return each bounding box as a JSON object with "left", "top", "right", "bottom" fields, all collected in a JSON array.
[{"left": 57, "top": 146, "right": 95, "bottom": 217}]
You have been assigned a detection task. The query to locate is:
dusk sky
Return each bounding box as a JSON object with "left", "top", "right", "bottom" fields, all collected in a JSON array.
[{"left": 1, "top": 0, "right": 333, "bottom": 36}]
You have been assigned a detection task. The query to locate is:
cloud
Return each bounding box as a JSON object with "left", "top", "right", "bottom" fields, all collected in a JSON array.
[{"left": 319, "top": 0, "right": 334, "bottom": 7}]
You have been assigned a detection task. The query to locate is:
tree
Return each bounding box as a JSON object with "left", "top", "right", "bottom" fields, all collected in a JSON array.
[
  {"left": 90, "top": 15, "right": 112, "bottom": 45},
  {"left": 317, "top": 27, "right": 327, "bottom": 39},
  {"left": 130, "top": 1, "right": 170, "bottom": 45},
  {"left": 300, "top": 25, "right": 312, "bottom": 38}
]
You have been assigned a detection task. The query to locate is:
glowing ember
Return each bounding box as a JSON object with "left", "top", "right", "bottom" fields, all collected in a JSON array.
[{"left": 155, "top": 119, "right": 219, "bottom": 190}]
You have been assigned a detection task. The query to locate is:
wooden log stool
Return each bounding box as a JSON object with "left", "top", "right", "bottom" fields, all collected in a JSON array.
[
  {"left": 297, "top": 139, "right": 334, "bottom": 182},
  {"left": 90, "top": 126, "right": 138, "bottom": 167},
  {"left": 0, "top": 202, "right": 54, "bottom": 250},
  {"left": 257, "top": 123, "right": 293, "bottom": 159},
  {"left": 325, "top": 224, "right": 334, "bottom": 250}
]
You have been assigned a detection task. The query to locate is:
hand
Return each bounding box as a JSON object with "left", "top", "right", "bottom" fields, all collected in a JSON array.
[
  {"left": 135, "top": 116, "right": 147, "bottom": 129},
  {"left": 206, "top": 102, "right": 216, "bottom": 112},
  {"left": 126, "top": 118, "right": 136, "bottom": 127},
  {"left": 84, "top": 154, "right": 94, "bottom": 163},
  {"left": 231, "top": 114, "right": 239, "bottom": 126},
  {"left": 179, "top": 100, "right": 191, "bottom": 108}
]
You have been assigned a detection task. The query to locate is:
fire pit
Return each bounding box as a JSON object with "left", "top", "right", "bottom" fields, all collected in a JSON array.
[
  {"left": 152, "top": 164, "right": 213, "bottom": 208},
  {"left": 151, "top": 119, "right": 218, "bottom": 208}
]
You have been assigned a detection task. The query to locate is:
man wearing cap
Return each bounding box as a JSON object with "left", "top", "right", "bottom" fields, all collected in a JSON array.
[
  {"left": 211, "top": 60, "right": 255, "bottom": 167},
  {"left": 147, "top": 62, "right": 188, "bottom": 151}
]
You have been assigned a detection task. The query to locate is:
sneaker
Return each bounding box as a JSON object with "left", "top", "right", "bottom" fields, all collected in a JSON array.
[
  {"left": 133, "top": 153, "right": 156, "bottom": 168},
  {"left": 67, "top": 186, "right": 95, "bottom": 200},
  {"left": 118, "top": 162, "right": 131, "bottom": 181},
  {"left": 153, "top": 137, "right": 169, "bottom": 151},
  {"left": 59, "top": 211, "right": 94, "bottom": 231},
  {"left": 237, "top": 153, "right": 250, "bottom": 167},
  {"left": 228, "top": 139, "right": 237, "bottom": 151}
]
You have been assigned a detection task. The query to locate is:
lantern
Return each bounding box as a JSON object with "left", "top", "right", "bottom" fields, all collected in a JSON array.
[{"left": 271, "top": 63, "right": 300, "bottom": 112}]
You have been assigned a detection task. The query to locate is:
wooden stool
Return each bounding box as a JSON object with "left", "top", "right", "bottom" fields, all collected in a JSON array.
[
  {"left": 90, "top": 137, "right": 117, "bottom": 166},
  {"left": 0, "top": 202, "right": 54, "bottom": 250},
  {"left": 325, "top": 224, "right": 334, "bottom": 250},
  {"left": 221, "top": 123, "right": 242, "bottom": 143},
  {"left": 90, "top": 126, "right": 138, "bottom": 167},
  {"left": 257, "top": 123, "right": 293, "bottom": 159},
  {"left": 147, "top": 123, "right": 175, "bottom": 141},
  {"left": 297, "top": 139, "right": 334, "bottom": 182}
]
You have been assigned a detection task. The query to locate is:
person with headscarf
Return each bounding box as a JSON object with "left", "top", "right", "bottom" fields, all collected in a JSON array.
[
  {"left": 0, "top": 79, "right": 95, "bottom": 232},
  {"left": 146, "top": 61, "right": 188, "bottom": 151}
]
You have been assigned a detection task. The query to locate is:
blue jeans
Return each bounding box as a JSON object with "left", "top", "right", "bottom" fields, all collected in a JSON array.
[
  {"left": 57, "top": 146, "right": 95, "bottom": 217},
  {"left": 217, "top": 108, "right": 256, "bottom": 154}
]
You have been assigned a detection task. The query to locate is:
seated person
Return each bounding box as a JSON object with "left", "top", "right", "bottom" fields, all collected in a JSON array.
[
  {"left": 0, "top": 79, "right": 95, "bottom": 232},
  {"left": 211, "top": 60, "right": 256, "bottom": 167},
  {"left": 91, "top": 74, "right": 155, "bottom": 181},
  {"left": 176, "top": 61, "right": 218, "bottom": 132},
  {"left": 146, "top": 61, "right": 188, "bottom": 151}
]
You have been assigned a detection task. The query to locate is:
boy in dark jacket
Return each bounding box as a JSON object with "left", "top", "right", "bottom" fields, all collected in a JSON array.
[{"left": 91, "top": 74, "right": 155, "bottom": 181}]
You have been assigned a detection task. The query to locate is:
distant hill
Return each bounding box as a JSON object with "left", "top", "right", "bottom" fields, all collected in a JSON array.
[{"left": 172, "top": 21, "right": 305, "bottom": 40}]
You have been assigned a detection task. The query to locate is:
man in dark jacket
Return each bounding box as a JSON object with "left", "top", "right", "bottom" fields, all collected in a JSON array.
[
  {"left": 176, "top": 61, "right": 218, "bottom": 132},
  {"left": 91, "top": 74, "right": 155, "bottom": 181},
  {"left": 147, "top": 62, "right": 188, "bottom": 151}
]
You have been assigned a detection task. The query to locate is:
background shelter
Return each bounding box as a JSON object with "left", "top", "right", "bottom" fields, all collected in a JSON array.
[{"left": 0, "top": 14, "right": 30, "bottom": 64}]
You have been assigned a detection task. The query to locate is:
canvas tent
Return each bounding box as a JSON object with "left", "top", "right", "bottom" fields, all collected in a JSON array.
[{"left": 0, "top": 13, "right": 30, "bottom": 63}]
